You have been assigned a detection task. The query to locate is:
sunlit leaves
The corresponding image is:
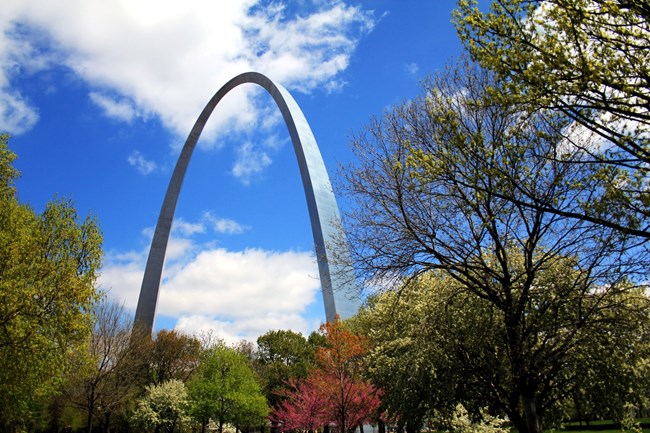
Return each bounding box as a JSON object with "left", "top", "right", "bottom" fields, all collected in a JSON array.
[
  {"left": 0, "top": 135, "right": 103, "bottom": 429},
  {"left": 454, "top": 0, "right": 650, "bottom": 237}
]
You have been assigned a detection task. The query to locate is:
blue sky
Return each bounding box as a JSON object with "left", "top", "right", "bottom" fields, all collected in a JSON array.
[{"left": 3, "top": 0, "right": 465, "bottom": 343}]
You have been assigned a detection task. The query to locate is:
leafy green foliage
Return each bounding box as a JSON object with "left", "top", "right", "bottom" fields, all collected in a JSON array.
[
  {"left": 0, "top": 134, "right": 103, "bottom": 430},
  {"left": 187, "top": 343, "right": 268, "bottom": 433},
  {"left": 454, "top": 0, "right": 650, "bottom": 238},
  {"left": 360, "top": 269, "right": 650, "bottom": 433},
  {"left": 255, "top": 329, "right": 315, "bottom": 408}
]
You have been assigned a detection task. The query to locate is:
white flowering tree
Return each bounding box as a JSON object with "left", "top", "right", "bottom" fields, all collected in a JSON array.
[{"left": 132, "top": 379, "right": 190, "bottom": 433}]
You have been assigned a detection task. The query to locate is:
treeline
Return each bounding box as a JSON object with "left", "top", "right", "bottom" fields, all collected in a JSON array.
[{"left": 1, "top": 295, "right": 376, "bottom": 433}]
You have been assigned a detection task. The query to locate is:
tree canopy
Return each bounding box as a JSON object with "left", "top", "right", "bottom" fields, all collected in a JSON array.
[
  {"left": 132, "top": 379, "right": 190, "bottom": 433},
  {"left": 0, "top": 134, "right": 103, "bottom": 431},
  {"left": 359, "top": 270, "right": 650, "bottom": 432},
  {"left": 454, "top": 0, "right": 650, "bottom": 238},
  {"left": 271, "top": 319, "right": 380, "bottom": 433},
  {"left": 340, "top": 59, "right": 646, "bottom": 433},
  {"left": 255, "top": 329, "right": 316, "bottom": 409},
  {"left": 187, "top": 342, "right": 268, "bottom": 433}
]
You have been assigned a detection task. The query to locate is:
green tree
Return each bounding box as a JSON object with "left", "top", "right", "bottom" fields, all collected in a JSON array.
[
  {"left": 566, "top": 288, "right": 650, "bottom": 424},
  {"left": 187, "top": 343, "right": 268, "bottom": 433},
  {"left": 340, "top": 59, "right": 644, "bottom": 433},
  {"left": 0, "top": 134, "right": 103, "bottom": 431},
  {"left": 132, "top": 379, "right": 190, "bottom": 433},
  {"left": 362, "top": 270, "right": 649, "bottom": 433},
  {"left": 255, "top": 330, "right": 315, "bottom": 409},
  {"left": 454, "top": 0, "right": 650, "bottom": 238},
  {"left": 355, "top": 281, "right": 458, "bottom": 432}
]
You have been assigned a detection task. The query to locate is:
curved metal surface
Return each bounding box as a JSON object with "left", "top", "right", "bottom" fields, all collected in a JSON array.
[{"left": 133, "top": 72, "right": 360, "bottom": 335}]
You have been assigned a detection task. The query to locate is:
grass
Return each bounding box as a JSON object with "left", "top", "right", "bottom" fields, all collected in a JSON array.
[{"left": 551, "top": 418, "right": 650, "bottom": 433}]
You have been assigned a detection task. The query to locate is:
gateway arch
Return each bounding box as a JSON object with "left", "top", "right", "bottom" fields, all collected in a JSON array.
[{"left": 134, "top": 72, "right": 360, "bottom": 335}]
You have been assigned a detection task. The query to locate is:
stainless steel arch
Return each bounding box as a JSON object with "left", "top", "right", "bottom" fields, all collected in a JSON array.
[{"left": 133, "top": 72, "right": 360, "bottom": 335}]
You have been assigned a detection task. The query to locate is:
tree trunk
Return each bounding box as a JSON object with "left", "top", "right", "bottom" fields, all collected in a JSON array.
[
  {"left": 86, "top": 399, "right": 94, "bottom": 433},
  {"left": 378, "top": 420, "right": 386, "bottom": 433},
  {"left": 523, "top": 394, "right": 541, "bottom": 433},
  {"left": 405, "top": 422, "right": 417, "bottom": 433},
  {"left": 102, "top": 412, "right": 111, "bottom": 433}
]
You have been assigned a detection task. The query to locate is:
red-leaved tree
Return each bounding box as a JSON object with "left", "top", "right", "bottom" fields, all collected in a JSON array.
[
  {"left": 271, "top": 318, "right": 381, "bottom": 433},
  {"left": 270, "top": 378, "right": 328, "bottom": 433}
]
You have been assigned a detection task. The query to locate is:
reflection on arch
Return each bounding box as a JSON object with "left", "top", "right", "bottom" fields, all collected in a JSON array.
[{"left": 133, "top": 72, "right": 360, "bottom": 335}]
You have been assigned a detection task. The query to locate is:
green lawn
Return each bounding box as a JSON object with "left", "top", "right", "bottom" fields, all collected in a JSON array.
[{"left": 551, "top": 418, "right": 650, "bottom": 433}]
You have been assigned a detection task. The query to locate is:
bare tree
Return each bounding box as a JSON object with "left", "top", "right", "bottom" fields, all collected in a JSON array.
[{"left": 63, "top": 300, "right": 149, "bottom": 433}]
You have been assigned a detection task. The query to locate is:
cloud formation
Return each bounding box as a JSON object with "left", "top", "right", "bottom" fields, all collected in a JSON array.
[
  {"left": 127, "top": 150, "right": 158, "bottom": 175},
  {"left": 89, "top": 92, "right": 145, "bottom": 123},
  {"left": 231, "top": 140, "right": 273, "bottom": 184},
  {"left": 98, "top": 218, "right": 320, "bottom": 343},
  {"left": 1, "top": 0, "right": 375, "bottom": 141}
]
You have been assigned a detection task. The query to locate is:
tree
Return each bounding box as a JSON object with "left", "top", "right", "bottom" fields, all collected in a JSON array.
[
  {"left": 454, "top": 0, "right": 650, "bottom": 238},
  {"left": 270, "top": 320, "right": 380, "bottom": 433},
  {"left": 148, "top": 329, "right": 202, "bottom": 386},
  {"left": 566, "top": 288, "right": 650, "bottom": 424},
  {"left": 255, "top": 330, "right": 315, "bottom": 408},
  {"left": 132, "top": 379, "right": 190, "bottom": 433},
  {"left": 354, "top": 282, "right": 459, "bottom": 433},
  {"left": 187, "top": 343, "right": 268, "bottom": 433},
  {"left": 340, "top": 59, "right": 645, "bottom": 433},
  {"left": 310, "top": 319, "right": 381, "bottom": 433},
  {"left": 62, "top": 300, "right": 148, "bottom": 433},
  {"left": 270, "top": 378, "right": 329, "bottom": 433},
  {"left": 361, "top": 269, "right": 650, "bottom": 432},
  {"left": 0, "top": 134, "right": 103, "bottom": 431}
]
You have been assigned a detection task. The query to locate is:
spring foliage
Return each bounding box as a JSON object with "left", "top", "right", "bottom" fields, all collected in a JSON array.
[{"left": 0, "top": 134, "right": 103, "bottom": 429}]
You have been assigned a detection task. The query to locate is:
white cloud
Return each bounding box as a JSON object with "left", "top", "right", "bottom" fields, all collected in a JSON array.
[
  {"left": 1, "top": 0, "right": 375, "bottom": 139},
  {"left": 405, "top": 62, "right": 419, "bottom": 76},
  {"left": 127, "top": 150, "right": 157, "bottom": 175},
  {"left": 158, "top": 248, "right": 319, "bottom": 316},
  {"left": 175, "top": 312, "right": 318, "bottom": 346},
  {"left": 0, "top": 90, "right": 39, "bottom": 134},
  {"left": 173, "top": 218, "right": 207, "bottom": 237},
  {"left": 231, "top": 141, "right": 272, "bottom": 184},
  {"left": 203, "top": 212, "right": 249, "bottom": 235},
  {"left": 98, "top": 233, "right": 321, "bottom": 342},
  {"left": 172, "top": 212, "right": 249, "bottom": 236},
  {"left": 89, "top": 92, "right": 144, "bottom": 122}
]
